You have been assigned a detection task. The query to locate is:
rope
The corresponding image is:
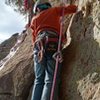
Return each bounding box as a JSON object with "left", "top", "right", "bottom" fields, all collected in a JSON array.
[{"left": 50, "top": 0, "right": 65, "bottom": 100}]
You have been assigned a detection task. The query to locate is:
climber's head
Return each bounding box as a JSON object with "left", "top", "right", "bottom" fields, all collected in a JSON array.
[{"left": 33, "top": 0, "right": 52, "bottom": 14}]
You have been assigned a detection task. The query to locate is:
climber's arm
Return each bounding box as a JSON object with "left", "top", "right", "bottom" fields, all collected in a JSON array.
[{"left": 56, "top": 5, "right": 77, "bottom": 16}]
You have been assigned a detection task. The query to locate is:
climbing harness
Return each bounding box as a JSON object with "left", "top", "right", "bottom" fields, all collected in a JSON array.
[
  {"left": 34, "top": 30, "right": 59, "bottom": 61},
  {"left": 50, "top": 0, "right": 65, "bottom": 100}
]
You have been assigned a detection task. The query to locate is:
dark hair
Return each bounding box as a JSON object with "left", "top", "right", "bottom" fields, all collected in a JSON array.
[{"left": 36, "top": 2, "right": 51, "bottom": 12}]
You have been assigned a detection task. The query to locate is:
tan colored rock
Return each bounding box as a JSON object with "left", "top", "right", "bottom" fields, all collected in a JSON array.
[
  {"left": 0, "top": 33, "right": 18, "bottom": 61},
  {"left": 0, "top": 0, "right": 100, "bottom": 100},
  {"left": 0, "top": 29, "right": 34, "bottom": 100},
  {"left": 60, "top": 0, "right": 100, "bottom": 100}
]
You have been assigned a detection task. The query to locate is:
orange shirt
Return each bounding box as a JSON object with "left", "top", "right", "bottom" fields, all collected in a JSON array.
[{"left": 30, "top": 5, "right": 77, "bottom": 42}]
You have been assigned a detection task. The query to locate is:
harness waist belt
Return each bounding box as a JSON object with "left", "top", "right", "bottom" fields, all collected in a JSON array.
[{"left": 46, "top": 38, "right": 58, "bottom": 42}]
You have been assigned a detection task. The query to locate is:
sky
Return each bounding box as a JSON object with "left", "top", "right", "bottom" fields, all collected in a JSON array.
[{"left": 0, "top": 1, "right": 27, "bottom": 43}]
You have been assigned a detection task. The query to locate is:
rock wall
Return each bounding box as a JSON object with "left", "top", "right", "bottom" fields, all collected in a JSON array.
[
  {"left": 0, "top": 0, "right": 100, "bottom": 100},
  {"left": 60, "top": 0, "right": 100, "bottom": 100},
  {"left": 0, "top": 29, "right": 34, "bottom": 100},
  {"left": 0, "top": 33, "right": 18, "bottom": 61}
]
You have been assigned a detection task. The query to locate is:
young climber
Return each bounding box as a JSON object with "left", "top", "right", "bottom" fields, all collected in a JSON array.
[{"left": 30, "top": 0, "right": 77, "bottom": 100}]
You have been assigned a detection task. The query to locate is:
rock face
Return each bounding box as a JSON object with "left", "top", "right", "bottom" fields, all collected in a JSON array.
[
  {"left": 0, "top": 29, "right": 34, "bottom": 100},
  {"left": 0, "top": 33, "right": 18, "bottom": 61},
  {"left": 60, "top": 0, "right": 100, "bottom": 100},
  {"left": 0, "top": 0, "right": 100, "bottom": 100}
]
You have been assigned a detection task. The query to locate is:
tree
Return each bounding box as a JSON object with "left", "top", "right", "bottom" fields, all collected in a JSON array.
[{"left": 5, "top": 0, "right": 34, "bottom": 25}]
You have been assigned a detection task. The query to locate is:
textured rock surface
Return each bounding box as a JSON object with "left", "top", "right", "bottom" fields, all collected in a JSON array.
[
  {"left": 0, "top": 33, "right": 18, "bottom": 61},
  {"left": 60, "top": 0, "right": 100, "bottom": 100},
  {"left": 0, "top": 0, "right": 100, "bottom": 100},
  {"left": 0, "top": 29, "right": 34, "bottom": 100}
]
